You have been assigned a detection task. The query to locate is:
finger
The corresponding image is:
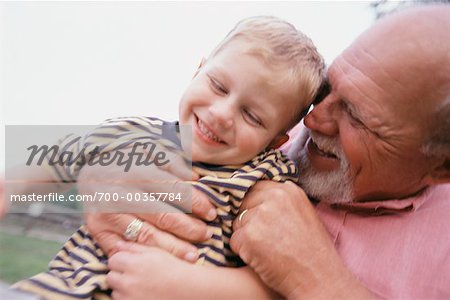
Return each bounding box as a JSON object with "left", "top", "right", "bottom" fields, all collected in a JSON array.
[
  {"left": 108, "top": 252, "right": 133, "bottom": 273},
  {"left": 151, "top": 231, "right": 199, "bottom": 263},
  {"left": 229, "top": 227, "right": 244, "bottom": 255},
  {"left": 93, "top": 231, "right": 124, "bottom": 256},
  {"left": 94, "top": 214, "right": 201, "bottom": 262},
  {"left": 114, "top": 241, "right": 153, "bottom": 253},
  {"left": 111, "top": 290, "right": 127, "bottom": 300},
  {"left": 134, "top": 222, "right": 200, "bottom": 262},
  {"left": 107, "top": 270, "right": 127, "bottom": 290},
  {"left": 191, "top": 188, "right": 217, "bottom": 221},
  {"left": 146, "top": 181, "right": 217, "bottom": 222},
  {"left": 86, "top": 213, "right": 138, "bottom": 237},
  {"left": 239, "top": 181, "right": 285, "bottom": 211},
  {"left": 114, "top": 242, "right": 186, "bottom": 259},
  {"left": 137, "top": 212, "right": 212, "bottom": 242},
  {"left": 82, "top": 164, "right": 206, "bottom": 217},
  {"left": 232, "top": 207, "right": 254, "bottom": 231}
]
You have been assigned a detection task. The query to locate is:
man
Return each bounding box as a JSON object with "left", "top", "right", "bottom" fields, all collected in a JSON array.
[{"left": 82, "top": 4, "right": 450, "bottom": 299}]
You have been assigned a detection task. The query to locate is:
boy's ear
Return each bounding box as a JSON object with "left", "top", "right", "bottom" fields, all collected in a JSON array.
[
  {"left": 267, "top": 134, "right": 289, "bottom": 150},
  {"left": 429, "top": 157, "right": 450, "bottom": 184},
  {"left": 193, "top": 57, "right": 207, "bottom": 78}
]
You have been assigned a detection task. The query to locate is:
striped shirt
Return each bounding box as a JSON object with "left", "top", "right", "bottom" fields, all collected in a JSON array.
[{"left": 13, "top": 116, "right": 298, "bottom": 300}]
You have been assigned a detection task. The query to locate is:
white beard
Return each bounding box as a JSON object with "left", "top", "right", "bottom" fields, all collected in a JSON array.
[{"left": 289, "top": 130, "right": 354, "bottom": 204}]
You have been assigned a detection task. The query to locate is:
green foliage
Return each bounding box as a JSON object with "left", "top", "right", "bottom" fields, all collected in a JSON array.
[{"left": 0, "top": 232, "right": 63, "bottom": 284}]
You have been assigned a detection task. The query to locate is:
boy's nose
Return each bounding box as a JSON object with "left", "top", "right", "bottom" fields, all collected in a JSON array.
[
  {"left": 304, "top": 96, "right": 339, "bottom": 136},
  {"left": 208, "top": 101, "right": 234, "bottom": 129}
]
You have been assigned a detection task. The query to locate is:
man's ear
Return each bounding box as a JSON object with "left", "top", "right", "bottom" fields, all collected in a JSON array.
[
  {"left": 430, "top": 157, "right": 450, "bottom": 184},
  {"left": 267, "top": 134, "right": 289, "bottom": 150},
  {"left": 193, "top": 57, "right": 207, "bottom": 78}
]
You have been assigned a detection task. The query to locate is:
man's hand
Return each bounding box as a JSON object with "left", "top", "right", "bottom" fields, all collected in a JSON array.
[
  {"left": 231, "top": 181, "right": 373, "bottom": 299},
  {"left": 79, "top": 150, "right": 217, "bottom": 262}
]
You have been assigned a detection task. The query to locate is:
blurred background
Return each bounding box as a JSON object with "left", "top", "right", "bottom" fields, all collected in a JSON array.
[{"left": 0, "top": 0, "right": 434, "bottom": 286}]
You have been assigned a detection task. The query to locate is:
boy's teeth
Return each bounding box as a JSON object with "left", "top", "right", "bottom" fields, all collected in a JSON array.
[{"left": 198, "top": 120, "right": 221, "bottom": 142}]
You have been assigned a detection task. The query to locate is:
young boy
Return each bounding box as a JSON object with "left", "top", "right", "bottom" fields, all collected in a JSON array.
[{"left": 13, "top": 16, "right": 324, "bottom": 299}]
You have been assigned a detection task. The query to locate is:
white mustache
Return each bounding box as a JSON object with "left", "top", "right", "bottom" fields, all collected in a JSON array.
[{"left": 310, "top": 131, "right": 343, "bottom": 160}]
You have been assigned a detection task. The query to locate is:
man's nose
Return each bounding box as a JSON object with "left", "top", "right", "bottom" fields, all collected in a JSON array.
[
  {"left": 208, "top": 100, "right": 234, "bottom": 129},
  {"left": 304, "top": 96, "right": 339, "bottom": 136}
]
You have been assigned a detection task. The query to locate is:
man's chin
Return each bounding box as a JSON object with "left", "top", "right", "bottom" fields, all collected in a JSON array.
[
  {"left": 297, "top": 153, "right": 354, "bottom": 204},
  {"left": 299, "top": 176, "right": 354, "bottom": 204}
]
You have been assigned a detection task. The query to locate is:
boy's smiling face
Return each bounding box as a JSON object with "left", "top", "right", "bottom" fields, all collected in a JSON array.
[{"left": 179, "top": 39, "right": 305, "bottom": 165}]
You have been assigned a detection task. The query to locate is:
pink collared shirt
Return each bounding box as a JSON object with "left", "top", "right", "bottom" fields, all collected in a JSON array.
[{"left": 315, "top": 184, "right": 450, "bottom": 299}]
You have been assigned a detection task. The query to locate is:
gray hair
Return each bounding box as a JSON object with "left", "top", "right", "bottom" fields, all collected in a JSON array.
[{"left": 422, "top": 100, "right": 450, "bottom": 159}]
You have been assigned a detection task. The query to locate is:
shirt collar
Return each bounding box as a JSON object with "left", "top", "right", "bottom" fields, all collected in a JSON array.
[{"left": 327, "top": 188, "right": 430, "bottom": 215}]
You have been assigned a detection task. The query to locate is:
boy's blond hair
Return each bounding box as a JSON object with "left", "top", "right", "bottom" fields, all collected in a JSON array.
[{"left": 210, "top": 16, "right": 325, "bottom": 130}]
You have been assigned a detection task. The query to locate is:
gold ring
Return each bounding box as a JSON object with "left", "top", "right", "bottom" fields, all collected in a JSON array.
[
  {"left": 124, "top": 218, "right": 144, "bottom": 241},
  {"left": 238, "top": 209, "right": 249, "bottom": 223}
]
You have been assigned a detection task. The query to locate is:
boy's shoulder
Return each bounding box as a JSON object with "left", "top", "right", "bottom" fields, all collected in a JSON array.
[
  {"left": 95, "top": 116, "right": 179, "bottom": 137},
  {"left": 101, "top": 116, "right": 167, "bottom": 131},
  {"left": 86, "top": 115, "right": 182, "bottom": 150},
  {"left": 250, "top": 148, "right": 295, "bottom": 166},
  {"left": 236, "top": 149, "right": 299, "bottom": 183}
]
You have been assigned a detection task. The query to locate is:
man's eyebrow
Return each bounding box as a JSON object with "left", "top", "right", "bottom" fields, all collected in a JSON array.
[{"left": 343, "top": 99, "right": 364, "bottom": 121}]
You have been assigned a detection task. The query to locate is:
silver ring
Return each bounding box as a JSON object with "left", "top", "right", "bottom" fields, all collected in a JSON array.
[
  {"left": 124, "top": 218, "right": 144, "bottom": 241},
  {"left": 238, "top": 209, "right": 249, "bottom": 223}
]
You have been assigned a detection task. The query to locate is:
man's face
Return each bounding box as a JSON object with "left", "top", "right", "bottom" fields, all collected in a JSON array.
[
  {"left": 297, "top": 33, "right": 436, "bottom": 203},
  {"left": 179, "top": 39, "right": 302, "bottom": 164}
]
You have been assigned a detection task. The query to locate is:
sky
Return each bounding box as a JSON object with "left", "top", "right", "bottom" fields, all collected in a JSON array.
[{"left": 0, "top": 1, "right": 375, "bottom": 169}]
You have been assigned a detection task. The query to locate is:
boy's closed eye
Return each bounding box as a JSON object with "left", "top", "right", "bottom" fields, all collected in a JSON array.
[
  {"left": 206, "top": 73, "right": 265, "bottom": 129},
  {"left": 208, "top": 75, "right": 228, "bottom": 95},
  {"left": 242, "top": 108, "right": 264, "bottom": 127}
]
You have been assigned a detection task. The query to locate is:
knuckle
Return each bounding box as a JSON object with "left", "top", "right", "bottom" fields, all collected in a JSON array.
[
  {"left": 108, "top": 254, "right": 120, "bottom": 267},
  {"left": 155, "top": 213, "right": 173, "bottom": 230},
  {"left": 193, "top": 190, "right": 208, "bottom": 205},
  {"left": 258, "top": 202, "right": 272, "bottom": 214},
  {"left": 270, "top": 186, "right": 290, "bottom": 199},
  {"left": 137, "top": 225, "right": 156, "bottom": 244},
  {"left": 112, "top": 214, "right": 128, "bottom": 227},
  {"left": 191, "top": 192, "right": 204, "bottom": 211},
  {"left": 192, "top": 190, "right": 211, "bottom": 212},
  {"left": 166, "top": 241, "right": 180, "bottom": 257},
  {"left": 185, "top": 225, "right": 203, "bottom": 240},
  {"left": 95, "top": 231, "right": 111, "bottom": 243}
]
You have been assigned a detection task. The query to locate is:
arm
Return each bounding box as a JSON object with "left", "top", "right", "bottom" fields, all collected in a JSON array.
[
  {"left": 107, "top": 243, "right": 279, "bottom": 300},
  {"left": 231, "top": 181, "right": 375, "bottom": 299},
  {"left": 195, "top": 267, "right": 279, "bottom": 299}
]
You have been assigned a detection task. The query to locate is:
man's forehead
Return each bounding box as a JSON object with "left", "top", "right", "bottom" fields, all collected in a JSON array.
[{"left": 325, "top": 55, "right": 353, "bottom": 90}]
